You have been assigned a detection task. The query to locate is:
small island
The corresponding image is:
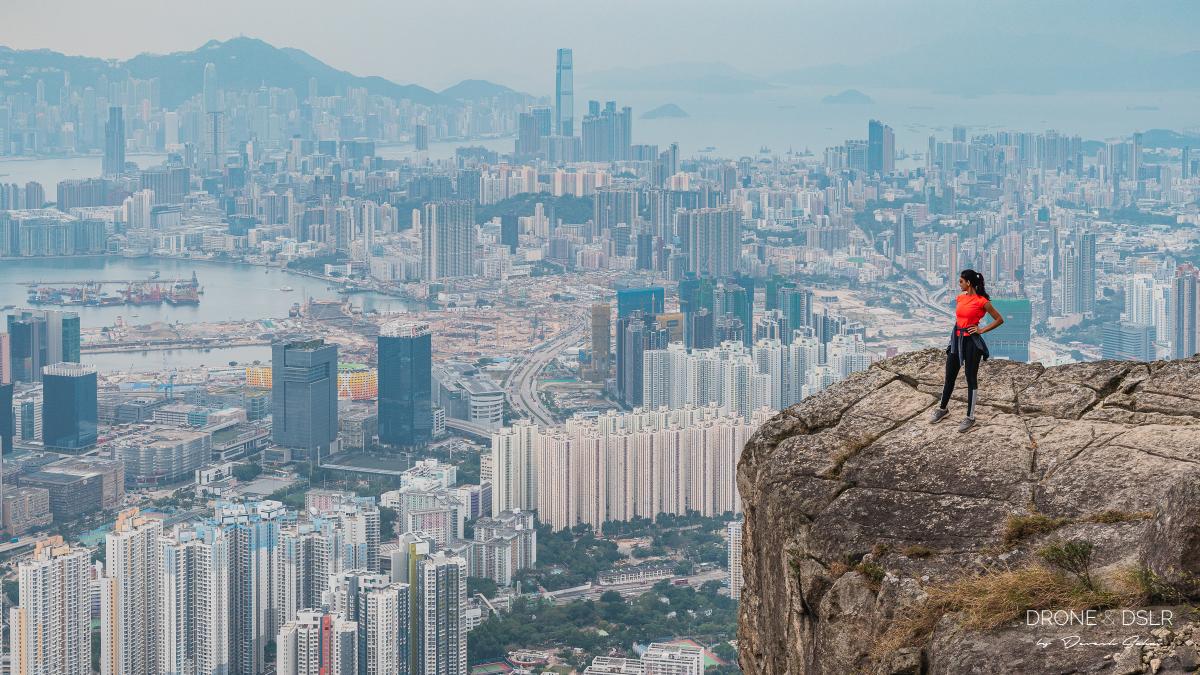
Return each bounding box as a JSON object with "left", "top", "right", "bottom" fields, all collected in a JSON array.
[
  {"left": 640, "top": 103, "right": 689, "bottom": 119},
  {"left": 821, "top": 89, "right": 873, "bottom": 105}
]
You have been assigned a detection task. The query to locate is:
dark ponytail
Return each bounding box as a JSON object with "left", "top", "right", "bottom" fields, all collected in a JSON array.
[{"left": 961, "top": 269, "right": 990, "bottom": 300}]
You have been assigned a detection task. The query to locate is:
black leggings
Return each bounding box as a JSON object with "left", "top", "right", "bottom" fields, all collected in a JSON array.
[{"left": 941, "top": 336, "right": 982, "bottom": 417}]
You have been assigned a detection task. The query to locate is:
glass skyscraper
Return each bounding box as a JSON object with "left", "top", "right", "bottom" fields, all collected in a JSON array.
[
  {"left": 103, "top": 105, "right": 125, "bottom": 177},
  {"left": 616, "top": 286, "right": 664, "bottom": 320},
  {"left": 987, "top": 298, "right": 1032, "bottom": 362},
  {"left": 41, "top": 362, "right": 97, "bottom": 451},
  {"left": 378, "top": 321, "right": 432, "bottom": 449},
  {"left": 554, "top": 48, "right": 573, "bottom": 137},
  {"left": 0, "top": 382, "right": 12, "bottom": 453},
  {"left": 270, "top": 338, "right": 338, "bottom": 462},
  {"left": 7, "top": 310, "right": 80, "bottom": 383}
]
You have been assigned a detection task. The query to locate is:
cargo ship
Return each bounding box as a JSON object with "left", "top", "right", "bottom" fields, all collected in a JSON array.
[{"left": 25, "top": 272, "right": 203, "bottom": 308}]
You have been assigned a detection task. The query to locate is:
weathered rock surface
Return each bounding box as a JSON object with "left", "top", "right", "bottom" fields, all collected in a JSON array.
[{"left": 737, "top": 349, "right": 1200, "bottom": 674}]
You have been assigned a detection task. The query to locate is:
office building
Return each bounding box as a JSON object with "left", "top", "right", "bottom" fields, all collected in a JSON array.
[
  {"left": 1, "top": 381, "right": 12, "bottom": 453},
  {"left": 616, "top": 287, "right": 664, "bottom": 320},
  {"left": 416, "top": 551, "right": 468, "bottom": 675},
  {"left": 589, "top": 303, "right": 612, "bottom": 378},
  {"left": 46, "top": 455, "right": 125, "bottom": 510},
  {"left": 20, "top": 469, "right": 102, "bottom": 521},
  {"left": 1172, "top": 264, "right": 1199, "bottom": 359},
  {"left": 112, "top": 427, "right": 211, "bottom": 486},
  {"left": 161, "top": 524, "right": 231, "bottom": 675},
  {"left": 728, "top": 520, "right": 744, "bottom": 600},
  {"left": 500, "top": 213, "right": 518, "bottom": 253},
  {"left": 616, "top": 313, "right": 669, "bottom": 408},
  {"left": 10, "top": 537, "right": 93, "bottom": 675},
  {"left": 379, "top": 321, "right": 433, "bottom": 448},
  {"left": 554, "top": 49, "right": 574, "bottom": 137},
  {"left": 1, "top": 331, "right": 9, "bottom": 384},
  {"left": 103, "top": 106, "right": 125, "bottom": 177},
  {"left": 1103, "top": 322, "right": 1155, "bottom": 362},
  {"left": 683, "top": 207, "right": 741, "bottom": 278},
  {"left": 986, "top": 298, "right": 1032, "bottom": 362},
  {"left": 7, "top": 309, "right": 80, "bottom": 383},
  {"left": 778, "top": 286, "right": 815, "bottom": 344},
  {"left": 277, "top": 610, "right": 358, "bottom": 675},
  {"left": 421, "top": 200, "right": 475, "bottom": 281},
  {"left": 271, "top": 338, "right": 338, "bottom": 462},
  {"left": 41, "top": 362, "right": 97, "bottom": 451},
  {"left": 867, "top": 119, "right": 895, "bottom": 175},
  {"left": 1060, "top": 232, "right": 1097, "bottom": 317},
  {"left": 432, "top": 362, "right": 504, "bottom": 431},
  {"left": 101, "top": 509, "right": 165, "bottom": 675}
]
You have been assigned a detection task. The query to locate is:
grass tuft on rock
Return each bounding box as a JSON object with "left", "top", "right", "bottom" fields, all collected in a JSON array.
[
  {"left": 873, "top": 564, "right": 1125, "bottom": 660},
  {"left": 1002, "top": 513, "right": 1069, "bottom": 547},
  {"left": 1084, "top": 509, "right": 1154, "bottom": 524},
  {"left": 900, "top": 545, "right": 934, "bottom": 559}
]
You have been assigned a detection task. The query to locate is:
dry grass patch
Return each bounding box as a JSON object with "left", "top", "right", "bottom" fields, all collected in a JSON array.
[
  {"left": 873, "top": 565, "right": 1125, "bottom": 660},
  {"left": 1084, "top": 510, "right": 1154, "bottom": 524},
  {"left": 1002, "top": 513, "right": 1069, "bottom": 547},
  {"left": 900, "top": 545, "right": 934, "bottom": 559}
]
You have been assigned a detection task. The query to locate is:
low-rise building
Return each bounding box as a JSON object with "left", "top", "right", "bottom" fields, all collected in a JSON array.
[
  {"left": 433, "top": 362, "right": 505, "bottom": 430},
  {"left": 20, "top": 471, "right": 102, "bottom": 521},
  {"left": 467, "top": 509, "right": 536, "bottom": 586},
  {"left": 109, "top": 426, "right": 212, "bottom": 486},
  {"left": 43, "top": 456, "right": 125, "bottom": 510},
  {"left": 597, "top": 563, "right": 675, "bottom": 586},
  {"left": 2, "top": 486, "right": 52, "bottom": 535},
  {"left": 339, "top": 407, "right": 377, "bottom": 451}
]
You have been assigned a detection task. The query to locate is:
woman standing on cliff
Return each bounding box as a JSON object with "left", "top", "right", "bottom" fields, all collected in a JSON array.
[{"left": 929, "top": 269, "right": 1004, "bottom": 432}]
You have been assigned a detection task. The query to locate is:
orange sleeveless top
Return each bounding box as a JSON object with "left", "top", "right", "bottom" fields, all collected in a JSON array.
[{"left": 955, "top": 293, "right": 988, "bottom": 329}]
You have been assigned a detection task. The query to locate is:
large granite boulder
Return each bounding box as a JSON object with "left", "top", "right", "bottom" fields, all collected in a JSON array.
[{"left": 737, "top": 349, "right": 1200, "bottom": 674}]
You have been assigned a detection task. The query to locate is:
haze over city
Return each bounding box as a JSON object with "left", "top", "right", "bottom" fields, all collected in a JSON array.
[{"left": 2, "top": 2, "right": 1200, "bottom": 674}]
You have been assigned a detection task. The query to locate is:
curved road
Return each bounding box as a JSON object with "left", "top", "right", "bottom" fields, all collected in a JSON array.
[{"left": 506, "top": 313, "right": 589, "bottom": 427}]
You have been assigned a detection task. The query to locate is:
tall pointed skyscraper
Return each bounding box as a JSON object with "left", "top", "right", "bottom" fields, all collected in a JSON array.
[
  {"left": 103, "top": 106, "right": 125, "bottom": 177},
  {"left": 554, "top": 48, "right": 574, "bottom": 137}
]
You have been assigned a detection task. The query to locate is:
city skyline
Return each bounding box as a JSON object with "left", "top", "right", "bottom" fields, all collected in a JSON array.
[
  {"left": 3, "top": 1, "right": 1199, "bottom": 93},
  {"left": 2, "top": 5, "right": 1200, "bottom": 673}
]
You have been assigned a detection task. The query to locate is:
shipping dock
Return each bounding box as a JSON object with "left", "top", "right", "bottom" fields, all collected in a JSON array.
[{"left": 24, "top": 272, "right": 203, "bottom": 307}]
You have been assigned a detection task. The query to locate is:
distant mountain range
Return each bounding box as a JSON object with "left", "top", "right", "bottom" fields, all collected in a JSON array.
[
  {"left": 776, "top": 34, "right": 1200, "bottom": 96},
  {"left": 640, "top": 104, "right": 688, "bottom": 119},
  {"left": 0, "top": 37, "right": 523, "bottom": 108},
  {"left": 821, "top": 89, "right": 873, "bottom": 105}
]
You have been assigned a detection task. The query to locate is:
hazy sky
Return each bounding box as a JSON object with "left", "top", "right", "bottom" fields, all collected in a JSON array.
[{"left": 4, "top": 0, "right": 1198, "bottom": 92}]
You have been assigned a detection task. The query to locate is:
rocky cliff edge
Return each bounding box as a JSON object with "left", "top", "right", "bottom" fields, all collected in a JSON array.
[{"left": 737, "top": 349, "right": 1200, "bottom": 674}]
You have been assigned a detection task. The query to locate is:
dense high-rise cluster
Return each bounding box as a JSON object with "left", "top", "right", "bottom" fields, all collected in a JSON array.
[
  {"left": 492, "top": 406, "right": 768, "bottom": 532},
  {"left": 10, "top": 496, "right": 471, "bottom": 675}
]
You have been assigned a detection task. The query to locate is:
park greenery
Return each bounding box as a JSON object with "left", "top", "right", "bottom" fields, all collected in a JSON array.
[
  {"left": 475, "top": 192, "right": 594, "bottom": 225},
  {"left": 467, "top": 579, "right": 739, "bottom": 672}
]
